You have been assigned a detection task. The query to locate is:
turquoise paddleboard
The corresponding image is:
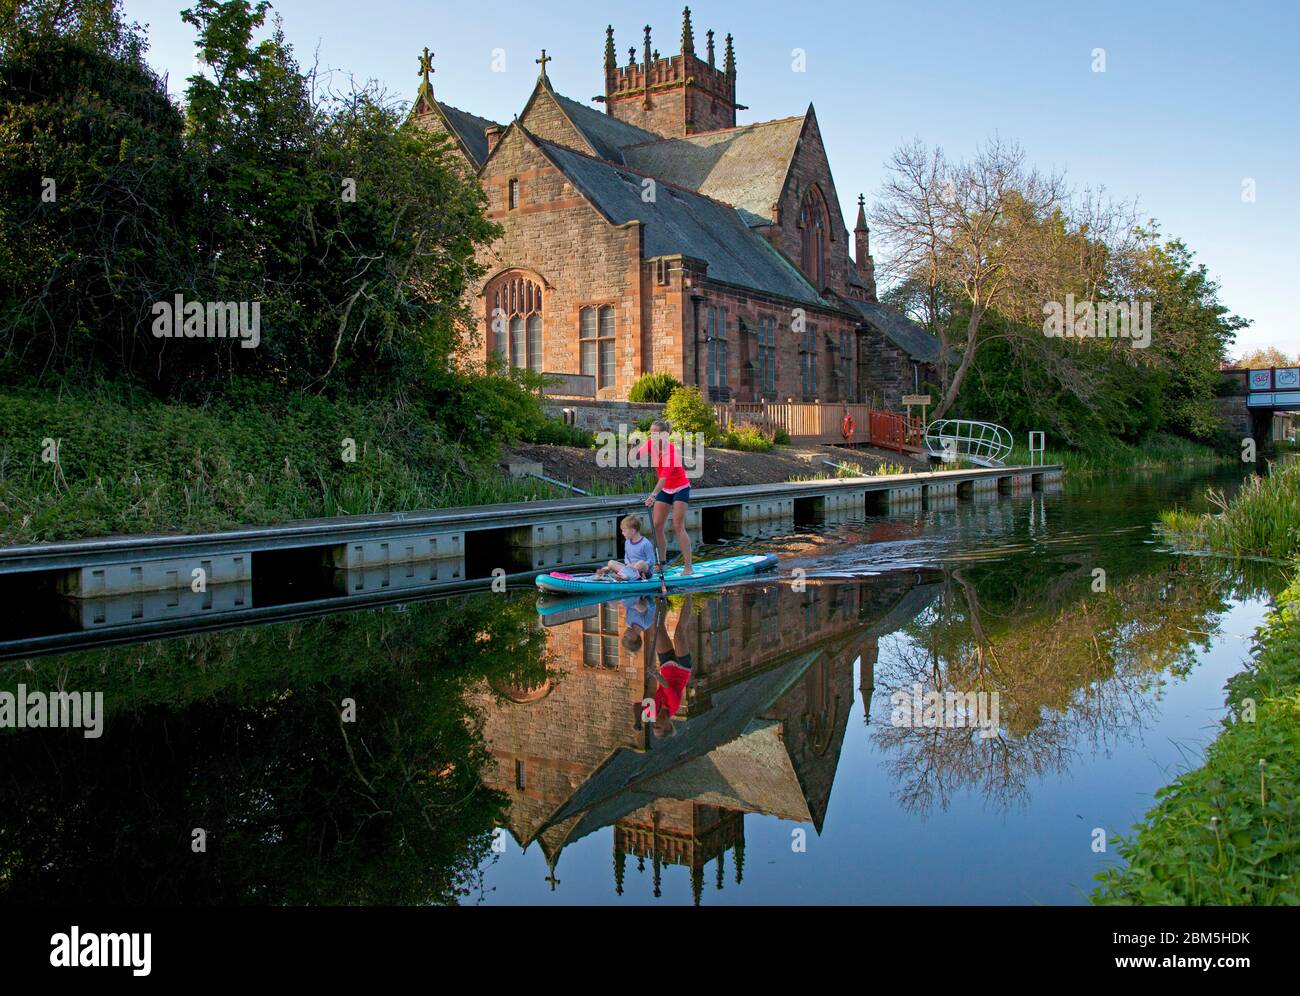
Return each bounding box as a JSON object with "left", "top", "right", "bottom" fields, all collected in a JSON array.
[{"left": 534, "top": 553, "right": 778, "bottom": 596}]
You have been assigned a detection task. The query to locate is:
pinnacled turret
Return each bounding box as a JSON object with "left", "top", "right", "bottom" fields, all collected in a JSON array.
[
  {"left": 601, "top": 10, "right": 742, "bottom": 137},
  {"left": 855, "top": 194, "right": 877, "bottom": 301}
]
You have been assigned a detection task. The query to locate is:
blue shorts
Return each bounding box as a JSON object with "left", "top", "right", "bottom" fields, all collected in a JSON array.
[{"left": 655, "top": 486, "right": 690, "bottom": 505}]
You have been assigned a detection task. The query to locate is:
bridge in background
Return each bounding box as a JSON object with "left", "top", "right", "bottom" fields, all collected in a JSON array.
[{"left": 1218, "top": 367, "right": 1300, "bottom": 445}]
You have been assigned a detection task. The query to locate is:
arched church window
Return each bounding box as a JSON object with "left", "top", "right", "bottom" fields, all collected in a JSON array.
[
  {"left": 799, "top": 186, "right": 829, "bottom": 289},
  {"left": 487, "top": 271, "right": 544, "bottom": 372}
]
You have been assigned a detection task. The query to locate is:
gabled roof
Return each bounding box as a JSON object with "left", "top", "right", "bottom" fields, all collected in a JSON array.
[
  {"left": 549, "top": 90, "right": 661, "bottom": 164},
  {"left": 621, "top": 115, "right": 806, "bottom": 227},
  {"left": 846, "top": 297, "right": 945, "bottom": 364},
  {"left": 437, "top": 101, "right": 501, "bottom": 168},
  {"left": 413, "top": 82, "right": 501, "bottom": 169},
  {"left": 538, "top": 651, "right": 822, "bottom": 843},
  {"left": 537, "top": 138, "right": 833, "bottom": 308}
]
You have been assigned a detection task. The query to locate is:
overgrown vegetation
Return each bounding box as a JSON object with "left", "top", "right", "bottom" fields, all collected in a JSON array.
[
  {"left": 1092, "top": 572, "right": 1300, "bottom": 905},
  {"left": 0, "top": 0, "right": 580, "bottom": 541},
  {"left": 875, "top": 139, "right": 1247, "bottom": 450},
  {"left": 0, "top": 384, "right": 569, "bottom": 544},
  {"left": 1158, "top": 461, "right": 1300, "bottom": 560},
  {"left": 1092, "top": 464, "right": 1300, "bottom": 904},
  {"left": 1004, "top": 432, "right": 1232, "bottom": 479}
]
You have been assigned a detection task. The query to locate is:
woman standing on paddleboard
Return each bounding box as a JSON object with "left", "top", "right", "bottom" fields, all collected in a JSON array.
[{"left": 641, "top": 419, "right": 693, "bottom": 577}]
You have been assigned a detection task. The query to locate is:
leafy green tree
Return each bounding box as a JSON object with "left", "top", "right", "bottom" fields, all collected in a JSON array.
[
  {"left": 1234, "top": 346, "right": 1297, "bottom": 369},
  {"left": 0, "top": 1, "right": 196, "bottom": 386},
  {"left": 178, "top": 0, "right": 499, "bottom": 398},
  {"left": 1129, "top": 231, "right": 1247, "bottom": 440}
]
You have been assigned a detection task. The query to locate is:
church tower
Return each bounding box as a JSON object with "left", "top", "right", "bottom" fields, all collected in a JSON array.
[{"left": 599, "top": 8, "right": 742, "bottom": 138}]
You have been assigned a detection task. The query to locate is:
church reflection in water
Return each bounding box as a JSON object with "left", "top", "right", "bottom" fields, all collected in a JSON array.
[{"left": 475, "top": 570, "right": 940, "bottom": 901}]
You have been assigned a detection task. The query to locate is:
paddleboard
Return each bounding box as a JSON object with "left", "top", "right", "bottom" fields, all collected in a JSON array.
[{"left": 535, "top": 553, "right": 778, "bottom": 595}]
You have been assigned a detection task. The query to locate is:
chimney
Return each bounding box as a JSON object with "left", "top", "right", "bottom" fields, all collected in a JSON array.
[{"left": 485, "top": 125, "right": 503, "bottom": 155}]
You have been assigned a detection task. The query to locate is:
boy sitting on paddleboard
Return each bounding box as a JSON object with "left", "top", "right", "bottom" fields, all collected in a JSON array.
[
  {"left": 593, "top": 514, "right": 656, "bottom": 581},
  {"left": 619, "top": 594, "right": 655, "bottom": 654}
]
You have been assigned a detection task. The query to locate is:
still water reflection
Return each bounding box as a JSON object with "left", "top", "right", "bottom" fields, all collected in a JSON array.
[{"left": 0, "top": 465, "right": 1284, "bottom": 904}]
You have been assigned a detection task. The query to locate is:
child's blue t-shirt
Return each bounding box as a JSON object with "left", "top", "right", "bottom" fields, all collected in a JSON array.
[
  {"left": 623, "top": 535, "right": 656, "bottom": 571},
  {"left": 622, "top": 596, "right": 656, "bottom": 631}
]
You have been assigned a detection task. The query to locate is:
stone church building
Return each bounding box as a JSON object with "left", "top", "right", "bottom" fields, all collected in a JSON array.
[{"left": 413, "top": 8, "right": 940, "bottom": 408}]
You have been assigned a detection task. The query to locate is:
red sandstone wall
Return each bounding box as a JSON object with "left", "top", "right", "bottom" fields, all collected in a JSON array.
[{"left": 475, "top": 129, "right": 646, "bottom": 399}]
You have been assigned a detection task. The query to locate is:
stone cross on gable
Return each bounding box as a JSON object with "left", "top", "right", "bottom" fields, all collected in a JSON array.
[
  {"left": 536, "top": 49, "right": 552, "bottom": 80},
  {"left": 418, "top": 47, "right": 434, "bottom": 88}
]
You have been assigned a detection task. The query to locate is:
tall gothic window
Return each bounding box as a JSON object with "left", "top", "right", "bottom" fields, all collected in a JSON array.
[
  {"left": 579, "top": 305, "right": 616, "bottom": 389},
  {"left": 757, "top": 315, "right": 777, "bottom": 399},
  {"left": 488, "top": 271, "right": 544, "bottom": 371},
  {"left": 837, "top": 331, "right": 853, "bottom": 399},
  {"left": 707, "top": 305, "right": 729, "bottom": 398},
  {"left": 799, "top": 186, "right": 829, "bottom": 289},
  {"left": 800, "top": 322, "right": 819, "bottom": 400}
]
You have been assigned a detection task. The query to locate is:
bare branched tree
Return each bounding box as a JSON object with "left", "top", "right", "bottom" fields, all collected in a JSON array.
[{"left": 874, "top": 138, "right": 1068, "bottom": 419}]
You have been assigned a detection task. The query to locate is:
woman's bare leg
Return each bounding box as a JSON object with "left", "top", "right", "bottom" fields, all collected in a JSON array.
[
  {"left": 672, "top": 501, "right": 692, "bottom": 574},
  {"left": 651, "top": 500, "right": 670, "bottom": 568},
  {"left": 673, "top": 593, "right": 694, "bottom": 657}
]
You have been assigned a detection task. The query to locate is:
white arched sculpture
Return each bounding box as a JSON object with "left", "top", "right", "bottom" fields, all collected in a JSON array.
[{"left": 924, "top": 419, "right": 1013, "bottom": 468}]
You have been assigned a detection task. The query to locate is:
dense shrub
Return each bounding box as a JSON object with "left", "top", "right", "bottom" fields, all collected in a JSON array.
[
  {"left": 627, "top": 372, "right": 682, "bottom": 404},
  {"left": 715, "top": 425, "right": 774, "bottom": 452},
  {"left": 663, "top": 386, "right": 718, "bottom": 442}
]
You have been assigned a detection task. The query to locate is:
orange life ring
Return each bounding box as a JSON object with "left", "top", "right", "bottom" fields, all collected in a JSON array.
[{"left": 841, "top": 413, "right": 855, "bottom": 440}]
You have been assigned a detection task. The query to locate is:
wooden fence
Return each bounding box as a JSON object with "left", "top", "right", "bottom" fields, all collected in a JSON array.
[{"left": 712, "top": 401, "right": 924, "bottom": 452}]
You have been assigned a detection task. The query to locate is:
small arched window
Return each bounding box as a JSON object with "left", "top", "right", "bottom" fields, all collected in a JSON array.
[
  {"left": 799, "top": 186, "right": 829, "bottom": 289},
  {"left": 487, "top": 271, "right": 544, "bottom": 371}
]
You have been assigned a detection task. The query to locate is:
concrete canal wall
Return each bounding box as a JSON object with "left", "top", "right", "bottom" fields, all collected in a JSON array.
[{"left": 0, "top": 465, "right": 1062, "bottom": 618}]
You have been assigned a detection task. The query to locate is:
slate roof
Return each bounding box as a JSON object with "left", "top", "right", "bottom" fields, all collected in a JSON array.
[
  {"left": 621, "top": 116, "right": 806, "bottom": 227},
  {"left": 845, "top": 296, "right": 945, "bottom": 364},
  {"left": 549, "top": 90, "right": 661, "bottom": 164},
  {"left": 435, "top": 100, "right": 502, "bottom": 168},
  {"left": 539, "top": 651, "right": 820, "bottom": 839},
  {"left": 538, "top": 138, "right": 832, "bottom": 308}
]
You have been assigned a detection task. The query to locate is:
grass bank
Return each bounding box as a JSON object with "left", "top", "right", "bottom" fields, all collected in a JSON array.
[
  {"left": 1159, "top": 460, "right": 1300, "bottom": 560},
  {"left": 1092, "top": 460, "right": 1300, "bottom": 905},
  {"left": 1091, "top": 572, "right": 1300, "bottom": 904},
  {"left": 0, "top": 385, "right": 562, "bottom": 545},
  {"left": 1006, "top": 432, "right": 1231, "bottom": 478}
]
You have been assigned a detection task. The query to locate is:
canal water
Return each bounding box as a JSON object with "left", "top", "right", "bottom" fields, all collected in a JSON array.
[{"left": 0, "top": 464, "right": 1285, "bottom": 905}]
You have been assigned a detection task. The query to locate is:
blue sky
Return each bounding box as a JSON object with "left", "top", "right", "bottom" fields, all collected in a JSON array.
[{"left": 122, "top": 0, "right": 1299, "bottom": 357}]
